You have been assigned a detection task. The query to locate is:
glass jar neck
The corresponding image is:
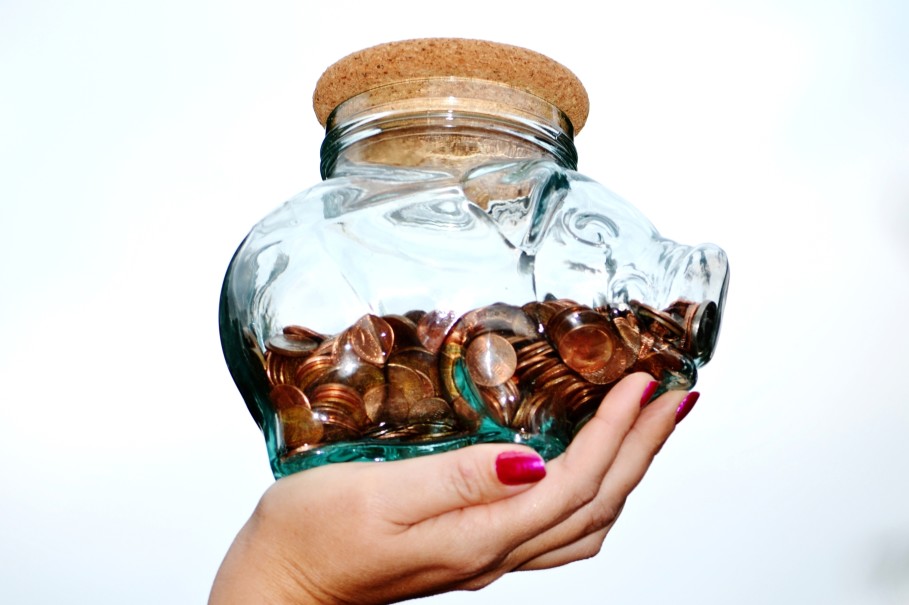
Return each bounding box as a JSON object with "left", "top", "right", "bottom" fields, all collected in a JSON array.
[{"left": 320, "top": 78, "right": 578, "bottom": 179}]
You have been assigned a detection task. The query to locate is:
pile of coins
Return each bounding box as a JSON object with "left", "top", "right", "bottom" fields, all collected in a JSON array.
[{"left": 258, "top": 298, "right": 715, "bottom": 457}]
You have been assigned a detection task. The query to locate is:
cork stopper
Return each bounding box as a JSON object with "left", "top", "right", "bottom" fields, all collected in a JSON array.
[{"left": 313, "top": 38, "right": 589, "bottom": 134}]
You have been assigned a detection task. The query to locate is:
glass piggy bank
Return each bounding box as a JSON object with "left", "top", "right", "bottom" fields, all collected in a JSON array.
[{"left": 219, "top": 39, "right": 730, "bottom": 478}]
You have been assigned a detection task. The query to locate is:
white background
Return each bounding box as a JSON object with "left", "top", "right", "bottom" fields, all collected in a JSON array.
[{"left": 2, "top": 1, "right": 908, "bottom": 603}]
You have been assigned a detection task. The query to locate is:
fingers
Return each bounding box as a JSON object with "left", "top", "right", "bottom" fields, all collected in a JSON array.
[
  {"left": 514, "top": 387, "right": 691, "bottom": 570},
  {"left": 439, "top": 374, "right": 657, "bottom": 553},
  {"left": 367, "top": 374, "right": 654, "bottom": 529},
  {"left": 373, "top": 443, "right": 547, "bottom": 526}
]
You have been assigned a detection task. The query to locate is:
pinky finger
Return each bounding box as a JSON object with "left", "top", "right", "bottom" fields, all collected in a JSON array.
[{"left": 515, "top": 513, "right": 616, "bottom": 571}]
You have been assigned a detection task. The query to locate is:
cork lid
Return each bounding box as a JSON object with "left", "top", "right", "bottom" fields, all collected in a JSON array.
[{"left": 313, "top": 38, "right": 589, "bottom": 134}]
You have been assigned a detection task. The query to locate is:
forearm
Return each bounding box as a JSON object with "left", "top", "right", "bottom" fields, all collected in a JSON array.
[{"left": 209, "top": 517, "right": 324, "bottom": 605}]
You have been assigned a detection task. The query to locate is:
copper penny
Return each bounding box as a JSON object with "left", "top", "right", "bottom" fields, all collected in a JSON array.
[
  {"left": 382, "top": 314, "right": 423, "bottom": 350},
  {"left": 266, "top": 333, "right": 319, "bottom": 357},
  {"left": 417, "top": 309, "right": 458, "bottom": 354},
  {"left": 549, "top": 308, "right": 616, "bottom": 376},
  {"left": 347, "top": 314, "right": 394, "bottom": 366},
  {"left": 386, "top": 362, "right": 435, "bottom": 404},
  {"left": 409, "top": 397, "right": 455, "bottom": 423},
  {"left": 269, "top": 384, "right": 311, "bottom": 411},
  {"left": 465, "top": 332, "right": 517, "bottom": 387},
  {"left": 278, "top": 406, "right": 324, "bottom": 449},
  {"left": 387, "top": 347, "right": 441, "bottom": 396}
]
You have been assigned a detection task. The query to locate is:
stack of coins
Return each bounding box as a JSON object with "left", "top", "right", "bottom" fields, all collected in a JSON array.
[{"left": 256, "top": 298, "right": 708, "bottom": 457}]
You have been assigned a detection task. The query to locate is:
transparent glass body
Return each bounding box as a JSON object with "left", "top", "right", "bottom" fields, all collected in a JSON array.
[{"left": 220, "top": 78, "right": 729, "bottom": 478}]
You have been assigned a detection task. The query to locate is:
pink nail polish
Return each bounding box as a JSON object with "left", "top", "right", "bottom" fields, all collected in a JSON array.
[
  {"left": 640, "top": 380, "right": 659, "bottom": 407},
  {"left": 496, "top": 452, "right": 546, "bottom": 485},
  {"left": 675, "top": 391, "right": 700, "bottom": 424}
]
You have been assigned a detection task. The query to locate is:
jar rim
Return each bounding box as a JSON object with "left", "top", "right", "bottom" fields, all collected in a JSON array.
[{"left": 325, "top": 77, "right": 574, "bottom": 138}]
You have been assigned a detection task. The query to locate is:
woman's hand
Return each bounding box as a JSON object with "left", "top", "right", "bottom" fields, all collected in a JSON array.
[{"left": 209, "top": 373, "right": 699, "bottom": 604}]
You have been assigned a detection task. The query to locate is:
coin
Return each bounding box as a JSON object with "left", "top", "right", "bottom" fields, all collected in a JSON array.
[
  {"left": 382, "top": 314, "right": 423, "bottom": 350},
  {"left": 323, "top": 362, "right": 385, "bottom": 395},
  {"left": 548, "top": 308, "right": 616, "bottom": 373},
  {"left": 417, "top": 309, "right": 458, "bottom": 354},
  {"left": 309, "top": 383, "right": 368, "bottom": 428},
  {"left": 409, "top": 396, "right": 455, "bottom": 423},
  {"left": 278, "top": 406, "right": 324, "bottom": 450},
  {"left": 266, "top": 350, "right": 310, "bottom": 386},
  {"left": 362, "top": 384, "right": 388, "bottom": 424},
  {"left": 294, "top": 354, "right": 335, "bottom": 395},
  {"left": 348, "top": 314, "right": 394, "bottom": 366},
  {"left": 451, "top": 395, "right": 482, "bottom": 432},
  {"left": 283, "top": 324, "right": 327, "bottom": 342},
  {"left": 269, "top": 384, "right": 311, "bottom": 411},
  {"left": 270, "top": 295, "right": 707, "bottom": 454},
  {"left": 386, "top": 362, "right": 435, "bottom": 404},
  {"left": 477, "top": 379, "right": 521, "bottom": 426},
  {"left": 632, "top": 300, "right": 685, "bottom": 341},
  {"left": 387, "top": 347, "right": 441, "bottom": 396},
  {"left": 465, "top": 332, "right": 517, "bottom": 387}
]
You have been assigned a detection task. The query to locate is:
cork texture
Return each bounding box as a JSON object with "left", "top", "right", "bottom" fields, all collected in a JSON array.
[{"left": 313, "top": 38, "right": 589, "bottom": 133}]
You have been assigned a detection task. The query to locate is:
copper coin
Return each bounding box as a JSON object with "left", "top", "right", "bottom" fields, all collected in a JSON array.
[
  {"left": 417, "top": 309, "right": 458, "bottom": 354},
  {"left": 331, "top": 332, "right": 366, "bottom": 374},
  {"left": 409, "top": 397, "right": 455, "bottom": 423},
  {"left": 348, "top": 314, "right": 394, "bottom": 366},
  {"left": 266, "top": 351, "right": 309, "bottom": 386},
  {"left": 632, "top": 301, "right": 685, "bottom": 340},
  {"left": 283, "top": 324, "right": 327, "bottom": 342},
  {"left": 549, "top": 308, "right": 617, "bottom": 376},
  {"left": 312, "top": 336, "right": 338, "bottom": 358},
  {"left": 310, "top": 383, "right": 367, "bottom": 427},
  {"left": 269, "top": 384, "right": 311, "bottom": 412},
  {"left": 323, "top": 363, "right": 385, "bottom": 396},
  {"left": 278, "top": 406, "right": 324, "bottom": 450},
  {"left": 362, "top": 384, "right": 388, "bottom": 424},
  {"left": 386, "top": 362, "right": 435, "bottom": 404},
  {"left": 382, "top": 314, "right": 423, "bottom": 350},
  {"left": 446, "top": 304, "right": 538, "bottom": 348},
  {"left": 465, "top": 332, "right": 517, "bottom": 387},
  {"left": 404, "top": 309, "right": 427, "bottom": 323},
  {"left": 514, "top": 340, "right": 557, "bottom": 372},
  {"left": 532, "top": 361, "right": 574, "bottom": 389},
  {"left": 663, "top": 299, "right": 696, "bottom": 324},
  {"left": 516, "top": 354, "right": 562, "bottom": 387},
  {"left": 381, "top": 383, "right": 413, "bottom": 424},
  {"left": 295, "top": 354, "right": 335, "bottom": 394},
  {"left": 478, "top": 379, "right": 521, "bottom": 426},
  {"left": 512, "top": 390, "right": 558, "bottom": 433},
  {"left": 266, "top": 333, "right": 319, "bottom": 357},
  {"left": 387, "top": 347, "right": 441, "bottom": 396},
  {"left": 612, "top": 310, "right": 642, "bottom": 357},
  {"left": 564, "top": 384, "right": 610, "bottom": 425},
  {"left": 526, "top": 298, "right": 582, "bottom": 329},
  {"left": 514, "top": 340, "right": 558, "bottom": 377}
]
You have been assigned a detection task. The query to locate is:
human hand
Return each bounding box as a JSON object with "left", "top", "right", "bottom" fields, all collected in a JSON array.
[{"left": 209, "top": 372, "right": 699, "bottom": 604}]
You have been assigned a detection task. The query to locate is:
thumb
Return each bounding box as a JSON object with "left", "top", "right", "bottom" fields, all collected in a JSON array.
[{"left": 376, "top": 444, "right": 546, "bottom": 524}]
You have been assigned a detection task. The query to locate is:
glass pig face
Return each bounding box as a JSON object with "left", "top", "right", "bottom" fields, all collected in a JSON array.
[{"left": 220, "top": 158, "right": 729, "bottom": 477}]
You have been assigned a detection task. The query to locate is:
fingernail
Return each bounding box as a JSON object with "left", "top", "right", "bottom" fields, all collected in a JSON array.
[
  {"left": 640, "top": 380, "right": 660, "bottom": 408},
  {"left": 496, "top": 452, "right": 546, "bottom": 485},
  {"left": 675, "top": 391, "right": 700, "bottom": 424}
]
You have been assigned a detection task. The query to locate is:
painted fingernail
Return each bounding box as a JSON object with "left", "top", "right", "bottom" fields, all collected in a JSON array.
[
  {"left": 675, "top": 391, "right": 700, "bottom": 424},
  {"left": 640, "top": 380, "right": 660, "bottom": 408},
  {"left": 496, "top": 452, "right": 546, "bottom": 485}
]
